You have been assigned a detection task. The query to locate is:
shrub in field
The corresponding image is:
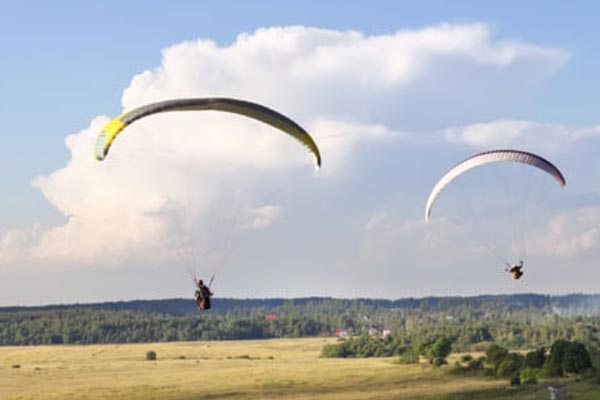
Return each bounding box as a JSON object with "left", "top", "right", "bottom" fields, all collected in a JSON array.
[
  {"left": 398, "top": 349, "right": 419, "bottom": 364},
  {"left": 432, "top": 357, "right": 448, "bottom": 367},
  {"left": 590, "top": 347, "right": 600, "bottom": 384},
  {"left": 540, "top": 360, "right": 563, "bottom": 378},
  {"left": 542, "top": 339, "right": 591, "bottom": 377},
  {"left": 11, "top": 364, "right": 20, "bottom": 369},
  {"left": 485, "top": 344, "right": 508, "bottom": 371},
  {"left": 524, "top": 347, "right": 545, "bottom": 369},
  {"left": 520, "top": 367, "right": 539, "bottom": 385},
  {"left": 496, "top": 353, "right": 523, "bottom": 378},
  {"left": 460, "top": 354, "right": 473, "bottom": 363},
  {"left": 423, "top": 337, "right": 452, "bottom": 367},
  {"left": 321, "top": 343, "right": 349, "bottom": 358},
  {"left": 467, "top": 356, "right": 485, "bottom": 371},
  {"left": 510, "top": 373, "right": 521, "bottom": 386},
  {"left": 146, "top": 350, "right": 157, "bottom": 361},
  {"left": 543, "top": 339, "right": 569, "bottom": 377},
  {"left": 320, "top": 334, "right": 407, "bottom": 358},
  {"left": 563, "top": 341, "right": 591, "bottom": 375}
]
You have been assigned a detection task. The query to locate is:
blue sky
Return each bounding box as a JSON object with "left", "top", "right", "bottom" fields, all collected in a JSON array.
[{"left": 1, "top": 1, "right": 600, "bottom": 305}]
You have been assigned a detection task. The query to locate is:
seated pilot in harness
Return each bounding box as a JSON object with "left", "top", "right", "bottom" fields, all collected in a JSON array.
[
  {"left": 505, "top": 260, "right": 524, "bottom": 280},
  {"left": 195, "top": 279, "right": 214, "bottom": 310}
]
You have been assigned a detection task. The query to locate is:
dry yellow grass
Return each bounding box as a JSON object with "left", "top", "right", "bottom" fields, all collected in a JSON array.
[{"left": 0, "top": 338, "right": 505, "bottom": 400}]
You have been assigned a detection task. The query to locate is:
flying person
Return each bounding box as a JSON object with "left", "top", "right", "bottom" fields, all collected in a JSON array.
[
  {"left": 94, "top": 98, "right": 322, "bottom": 305},
  {"left": 505, "top": 260, "right": 524, "bottom": 280},
  {"left": 195, "top": 279, "right": 214, "bottom": 310}
]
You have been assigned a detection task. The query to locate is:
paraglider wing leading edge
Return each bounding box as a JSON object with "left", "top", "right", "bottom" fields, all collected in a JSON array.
[
  {"left": 425, "top": 149, "right": 566, "bottom": 222},
  {"left": 94, "top": 98, "right": 322, "bottom": 169}
]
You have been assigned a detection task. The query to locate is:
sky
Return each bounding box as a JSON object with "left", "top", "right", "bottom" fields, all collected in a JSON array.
[{"left": 1, "top": 1, "right": 600, "bottom": 305}]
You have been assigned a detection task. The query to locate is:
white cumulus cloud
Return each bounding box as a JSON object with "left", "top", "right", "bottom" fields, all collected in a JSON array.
[
  {"left": 0, "top": 23, "right": 569, "bottom": 278},
  {"left": 444, "top": 120, "right": 600, "bottom": 153},
  {"left": 239, "top": 205, "right": 284, "bottom": 230},
  {"left": 528, "top": 208, "right": 600, "bottom": 257}
]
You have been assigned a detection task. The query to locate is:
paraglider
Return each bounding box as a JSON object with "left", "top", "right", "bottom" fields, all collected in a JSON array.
[
  {"left": 505, "top": 260, "right": 524, "bottom": 280},
  {"left": 94, "top": 97, "right": 322, "bottom": 310},
  {"left": 425, "top": 149, "right": 566, "bottom": 223},
  {"left": 425, "top": 149, "right": 565, "bottom": 279},
  {"left": 195, "top": 279, "right": 213, "bottom": 310}
]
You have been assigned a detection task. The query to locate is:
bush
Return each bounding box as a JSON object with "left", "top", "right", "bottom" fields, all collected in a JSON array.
[
  {"left": 467, "top": 357, "right": 485, "bottom": 371},
  {"left": 588, "top": 347, "right": 600, "bottom": 384},
  {"left": 11, "top": 364, "right": 20, "bottom": 369},
  {"left": 520, "top": 367, "right": 539, "bottom": 385},
  {"left": 146, "top": 350, "right": 157, "bottom": 361},
  {"left": 545, "top": 339, "right": 569, "bottom": 376},
  {"left": 540, "top": 340, "right": 592, "bottom": 377},
  {"left": 460, "top": 354, "right": 473, "bottom": 363},
  {"left": 448, "top": 361, "right": 483, "bottom": 377},
  {"left": 486, "top": 344, "right": 508, "bottom": 370},
  {"left": 321, "top": 335, "right": 404, "bottom": 359},
  {"left": 482, "top": 367, "right": 495, "bottom": 377},
  {"left": 524, "top": 348, "right": 546, "bottom": 369},
  {"left": 540, "top": 360, "right": 563, "bottom": 378},
  {"left": 424, "top": 337, "right": 452, "bottom": 366},
  {"left": 563, "top": 341, "right": 591, "bottom": 375},
  {"left": 321, "top": 343, "right": 349, "bottom": 358},
  {"left": 510, "top": 373, "right": 521, "bottom": 386},
  {"left": 497, "top": 354, "right": 523, "bottom": 378},
  {"left": 432, "top": 357, "right": 448, "bottom": 367},
  {"left": 398, "top": 350, "right": 419, "bottom": 365}
]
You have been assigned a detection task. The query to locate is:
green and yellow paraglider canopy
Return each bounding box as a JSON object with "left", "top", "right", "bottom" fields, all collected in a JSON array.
[{"left": 94, "top": 97, "right": 322, "bottom": 168}]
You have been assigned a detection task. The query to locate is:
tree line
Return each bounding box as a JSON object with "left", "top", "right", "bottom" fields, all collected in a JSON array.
[{"left": 1, "top": 294, "right": 600, "bottom": 347}]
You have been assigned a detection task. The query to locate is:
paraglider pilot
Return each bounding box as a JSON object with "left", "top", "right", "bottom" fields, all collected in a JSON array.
[
  {"left": 195, "top": 279, "right": 213, "bottom": 310},
  {"left": 505, "top": 260, "right": 524, "bottom": 280}
]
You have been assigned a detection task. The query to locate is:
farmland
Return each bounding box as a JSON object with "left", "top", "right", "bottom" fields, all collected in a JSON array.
[{"left": 1, "top": 337, "right": 596, "bottom": 399}]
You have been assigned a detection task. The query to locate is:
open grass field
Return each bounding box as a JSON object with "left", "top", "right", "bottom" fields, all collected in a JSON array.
[{"left": 0, "top": 337, "right": 597, "bottom": 399}]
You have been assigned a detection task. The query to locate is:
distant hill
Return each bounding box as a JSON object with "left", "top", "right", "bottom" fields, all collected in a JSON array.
[{"left": 3, "top": 293, "right": 600, "bottom": 316}]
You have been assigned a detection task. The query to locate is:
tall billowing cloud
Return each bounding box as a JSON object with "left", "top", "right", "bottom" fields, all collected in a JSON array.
[
  {"left": 0, "top": 24, "right": 579, "bottom": 299},
  {"left": 122, "top": 24, "right": 569, "bottom": 131}
]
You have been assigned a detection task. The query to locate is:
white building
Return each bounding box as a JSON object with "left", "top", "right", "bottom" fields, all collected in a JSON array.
[{"left": 548, "top": 385, "right": 566, "bottom": 400}]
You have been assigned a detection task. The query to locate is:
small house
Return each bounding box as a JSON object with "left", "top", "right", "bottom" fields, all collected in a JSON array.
[
  {"left": 334, "top": 328, "right": 348, "bottom": 337},
  {"left": 368, "top": 324, "right": 391, "bottom": 337},
  {"left": 548, "top": 385, "right": 566, "bottom": 400}
]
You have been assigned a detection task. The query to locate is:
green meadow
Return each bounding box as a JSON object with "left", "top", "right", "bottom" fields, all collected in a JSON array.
[{"left": 0, "top": 337, "right": 597, "bottom": 399}]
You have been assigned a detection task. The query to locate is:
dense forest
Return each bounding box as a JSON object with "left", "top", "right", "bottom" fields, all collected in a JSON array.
[{"left": 1, "top": 294, "right": 600, "bottom": 350}]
